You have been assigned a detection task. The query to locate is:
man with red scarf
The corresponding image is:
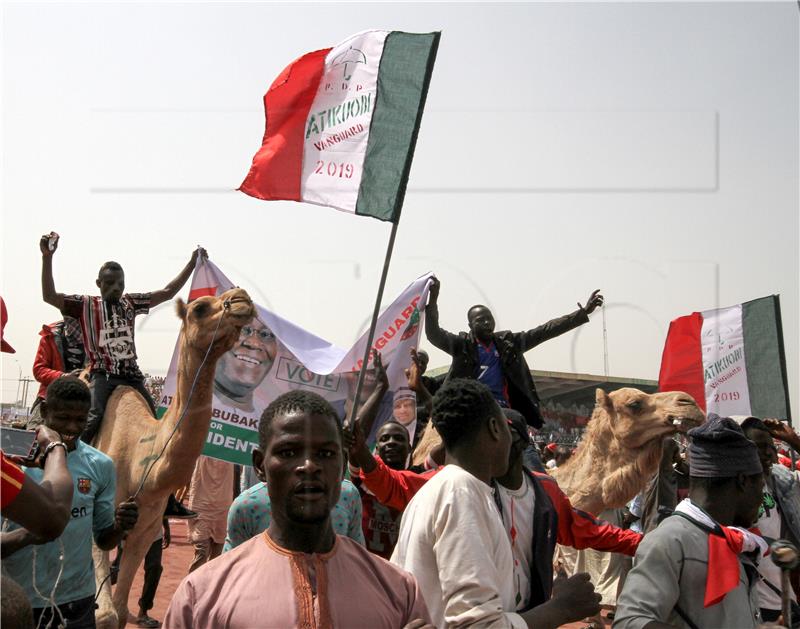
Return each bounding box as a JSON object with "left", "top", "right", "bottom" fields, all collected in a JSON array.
[{"left": 615, "top": 416, "right": 767, "bottom": 629}]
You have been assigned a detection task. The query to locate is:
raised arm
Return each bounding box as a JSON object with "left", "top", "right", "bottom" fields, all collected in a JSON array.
[
  {"left": 519, "top": 289, "right": 603, "bottom": 352},
  {"left": 424, "top": 278, "right": 461, "bottom": 354},
  {"left": 764, "top": 418, "right": 800, "bottom": 453},
  {"left": 346, "top": 416, "right": 378, "bottom": 473},
  {"left": 149, "top": 247, "right": 207, "bottom": 308},
  {"left": 347, "top": 350, "right": 389, "bottom": 437},
  {"left": 40, "top": 232, "right": 65, "bottom": 311},
  {"left": 406, "top": 348, "right": 433, "bottom": 415},
  {"left": 359, "top": 456, "right": 434, "bottom": 511}
]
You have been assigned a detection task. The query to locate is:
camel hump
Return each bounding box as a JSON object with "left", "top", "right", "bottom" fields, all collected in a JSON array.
[{"left": 105, "top": 385, "right": 156, "bottom": 421}]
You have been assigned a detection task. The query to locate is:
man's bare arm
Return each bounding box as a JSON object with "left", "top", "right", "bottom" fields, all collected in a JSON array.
[
  {"left": 40, "top": 232, "right": 65, "bottom": 311},
  {"left": 149, "top": 247, "right": 207, "bottom": 308},
  {"left": 351, "top": 351, "right": 389, "bottom": 438},
  {"left": 406, "top": 348, "right": 432, "bottom": 414}
]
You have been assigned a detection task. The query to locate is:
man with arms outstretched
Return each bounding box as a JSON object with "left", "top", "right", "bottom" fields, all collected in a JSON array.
[{"left": 425, "top": 277, "right": 602, "bottom": 427}]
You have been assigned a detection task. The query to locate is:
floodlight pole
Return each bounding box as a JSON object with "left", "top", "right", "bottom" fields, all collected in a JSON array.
[{"left": 345, "top": 219, "right": 400, "bottom": 431}]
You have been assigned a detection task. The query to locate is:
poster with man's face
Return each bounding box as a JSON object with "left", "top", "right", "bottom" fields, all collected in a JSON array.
[
  {"left": 214, "top": 318, "right": 278, "bottom": 411},
  {"left": 157, "top": 260, "right": 430, "bottom": 465}
]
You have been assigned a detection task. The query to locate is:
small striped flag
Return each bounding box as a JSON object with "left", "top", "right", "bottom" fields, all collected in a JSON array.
[
  {"left": 239, "top": 30, "right": 440, "bottom": 222},
  {"left": 658, "top": 295, "right": 791, "bottom": 420}
]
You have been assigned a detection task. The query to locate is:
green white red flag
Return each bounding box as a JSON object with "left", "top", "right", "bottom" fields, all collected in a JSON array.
[
  {"left": 239, "top": 30, "right": 440, "bottom": 222},
  {"left": 658, "top": 295, "right": 791, "bottom": 419}
]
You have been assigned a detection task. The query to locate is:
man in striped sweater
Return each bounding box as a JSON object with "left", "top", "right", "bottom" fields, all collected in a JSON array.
[{"left": 39, "top": 232, "right": 204, "bottom": 444}]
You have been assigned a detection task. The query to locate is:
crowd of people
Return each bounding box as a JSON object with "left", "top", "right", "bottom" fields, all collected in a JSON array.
[{"left": 0, "top": 234, "right": 798, "bottom": 629}]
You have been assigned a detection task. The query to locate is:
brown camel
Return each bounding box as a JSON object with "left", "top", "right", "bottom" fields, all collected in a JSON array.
[
  {"left": 411, "top": 420, "right": 441, "bottom": 467},
  {"left": 410, "top": 387, "right": 705, "bottom": 515},
  {"left": 91, "top": 288, "right": 255, "bottom": 628},
  {"left": 552, "top": 387, "right": 705, "bottom": 516}
]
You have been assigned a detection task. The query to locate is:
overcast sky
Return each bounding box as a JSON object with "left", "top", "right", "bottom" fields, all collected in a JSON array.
[{"left": 2, "top": 1, "right": 798, "bottom": 415}]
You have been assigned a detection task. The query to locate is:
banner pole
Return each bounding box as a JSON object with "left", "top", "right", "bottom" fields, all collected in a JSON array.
[{"left": 345, "top": 219, "right": 401, "bottom": 430}]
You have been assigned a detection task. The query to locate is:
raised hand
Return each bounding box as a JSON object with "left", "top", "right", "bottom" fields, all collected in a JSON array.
[
  {"left": 578, "top": 289, "right": 604, "bottom": 315},
  {"left": 346, "top": 420, "right": 374, "bottom": 471},
  {"left": 190, "top": 247, "right": 208, "bottom": 265},
  {"left": 342, "top": 423, "right": 357, "bottom": 453},
  {"left": 427, "top": 277, "right": 440, "bottom": 304},
  {"left": 372, "top": 350, "right": 388, "bottom": 390},
  {"left": 405, "top": 348, "right": 423, "bottom": 392},
  {"left": 39, "top": 232, "right": 59, "bottom": 256},
  {"left": 764, "top": 418, "right": 800, "bottom": 448}
]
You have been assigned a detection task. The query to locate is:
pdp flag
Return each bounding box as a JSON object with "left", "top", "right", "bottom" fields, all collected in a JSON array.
[
  {"left": 239, "top": 30, "right": 440, "bottom": 222},
  {"left": 658, "top": 295, "right": 791, "bottom": 419}
]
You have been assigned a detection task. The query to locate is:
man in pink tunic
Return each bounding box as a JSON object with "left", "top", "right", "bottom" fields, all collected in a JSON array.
[{"left": 164, "top": 390, "right": 432, "bottom": 629}]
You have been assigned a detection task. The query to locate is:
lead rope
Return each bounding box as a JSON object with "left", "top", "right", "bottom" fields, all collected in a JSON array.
[
  {"left": 31, "top": 539, "right": 66, "bottom": 629},
  {"left": 1, "top": 471, "right": 68, "bottom": 629},
  {"left": 601, "top": 300, "right": 609, "bottom": 377}
]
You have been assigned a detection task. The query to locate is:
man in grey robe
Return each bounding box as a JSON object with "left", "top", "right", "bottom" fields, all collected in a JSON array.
[{"left": 614, "top": 416, "right": 766, "bottom": 629}]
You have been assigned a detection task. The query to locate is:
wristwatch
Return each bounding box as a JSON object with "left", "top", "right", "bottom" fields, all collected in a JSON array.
[{"left": 41, "top": 441, "right": 68, "bottom": 466}]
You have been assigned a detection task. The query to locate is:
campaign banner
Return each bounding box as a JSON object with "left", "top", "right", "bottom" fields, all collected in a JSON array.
[{"left": 157, "top": 259, "right": 431, "bottom": 465}]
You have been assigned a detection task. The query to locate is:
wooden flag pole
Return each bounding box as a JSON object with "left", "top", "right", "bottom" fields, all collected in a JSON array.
[{"left": 345, "top": 219, "right": 401, "bottom": 431}]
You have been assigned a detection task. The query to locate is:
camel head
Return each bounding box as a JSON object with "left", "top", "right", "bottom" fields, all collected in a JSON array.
[
  {"left": 595, "top": 387, "right": 705, "bottom": 449},
  {"left": 175, "top": 288, "right": 256, "bottom": 361}
]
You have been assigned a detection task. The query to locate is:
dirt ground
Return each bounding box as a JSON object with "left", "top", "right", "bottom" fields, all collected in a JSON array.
[
  {"left": 122, "top": 520, "right": 613, "bottom": 628},
  {"left": 124, "top": 520, "right": 193, "bottom": 627}
]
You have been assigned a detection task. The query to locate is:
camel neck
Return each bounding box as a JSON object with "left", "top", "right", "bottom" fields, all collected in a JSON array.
[{"left": 152, "top": 339, "right": 217, "bottom": 491}]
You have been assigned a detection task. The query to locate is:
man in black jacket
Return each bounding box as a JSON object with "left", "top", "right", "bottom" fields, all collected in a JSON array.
[{"left": 424, "top": 277, "right": 602, "bottom": 428}]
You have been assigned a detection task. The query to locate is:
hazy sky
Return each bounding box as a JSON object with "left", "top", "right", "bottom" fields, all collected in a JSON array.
[{"left": 2, "top": 2, "right": 798, "bottom": 415}]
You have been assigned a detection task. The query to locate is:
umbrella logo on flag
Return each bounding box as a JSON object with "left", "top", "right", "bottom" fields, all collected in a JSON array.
[
  {"left": 400, "top": 307, "right": 421, "bottom": 341},
  {"left": 332, "top": 46, "right": 367, "bottom": 81},
  {"left": 703, "top": 325, "right": 736, "bottom": 353}
]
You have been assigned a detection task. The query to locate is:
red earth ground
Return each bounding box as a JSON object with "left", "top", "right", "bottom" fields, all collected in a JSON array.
[{"left": 124, "top": 520, "right": 612, "bottom": 628}]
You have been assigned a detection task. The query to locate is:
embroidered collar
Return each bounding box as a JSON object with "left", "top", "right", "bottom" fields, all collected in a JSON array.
[{"left": 263, "top": 530, "right": 339, "bottom": 561}]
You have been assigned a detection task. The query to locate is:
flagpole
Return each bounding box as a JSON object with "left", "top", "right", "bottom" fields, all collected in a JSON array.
[{"left": 345, "top": 220, "right": 400, "bottom": 430}]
